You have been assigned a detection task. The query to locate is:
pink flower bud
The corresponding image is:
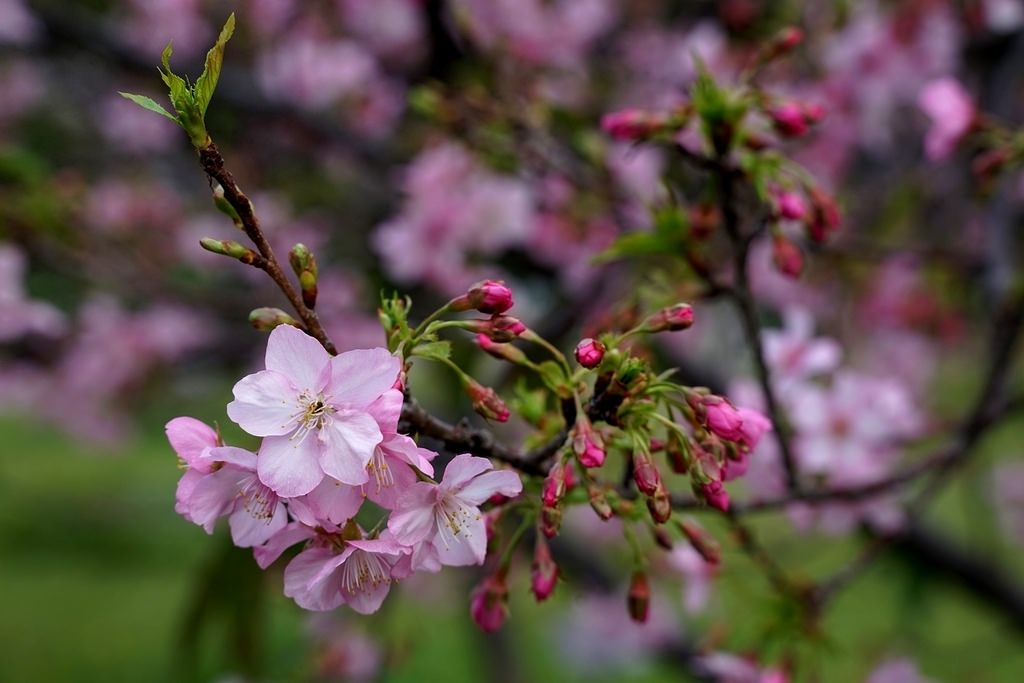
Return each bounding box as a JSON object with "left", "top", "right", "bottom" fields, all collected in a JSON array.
[
  {"left": 803, "top": 102, "right": 826, "bottom": 124},
  {"left": 573, "top": 421, "right": 606, "bottom": 468},
  {"left": 454, "top": 279, "right": 514, "bottom": 314},
  {"left": 702, "top": 396, "right": 745, "bottom": 441},
  {"left": 470, "top": 573, "right": 509, "bottom": 633},
  {"left": 647, "top": 484, "right": 672, "bottom": 524},
  {"left": 736, "top": 407, "right": 772, "bottom": 451},
  {"left": 476, "top": 333, "right": 529, "bottom": 364},
  {"left": 701, "top": 480, "right": 730, "bottom": 512},
  {"left": 627, "top": 571, "right": 650, "bottom": 623},
  {"left": 540, "top": 504, "right": 562, "bottom": 538},
  {"left": 467, "top": 315, "right": 526, "bottom": 342},
  {"left": 772, "top": 233, "right": 804, "bottom": 279},
  {"left": 633, "top": 450, "right": 662, "bottom": 496},
  {"left": 807, "top": 186, "right": 840, "bottom": 242},
  {"left": 643, "top": 303, "right": 695, "bottom": 333},
  {"left": 722, "top": 451, "right": 749, "bottom": 481},
  {"left": 574, "top": 337, "right": 606, "bottom": 368},
  {"left": 679, "top": 519, "right": 721, "bottom": 564},
  {"left": 775, "top": 191, "right": 807, "bottom": 220},
  {"left": 465, "top": 380, "right": 510, "bottom": 422},
  {"left": 771, "top": 102, "right": 809, "bottom": 137},
  {"left": 531, "top": 536, "right": 559, "bottom": 602},
  {"left": 542, "top": 461, "right": 568, "bottom": 508},
  {"left": 777, "top": 26, "right": 803, "bottom": 51},
  {"left": 588, "top": 482, "right": 614, "bottom": 520},
  {"left": 600, "top": 108, "right": 665, "bottom": 140}
]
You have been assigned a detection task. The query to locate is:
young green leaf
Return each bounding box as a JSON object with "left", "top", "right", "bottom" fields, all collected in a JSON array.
[
  {"left": 117, "top": 92, "right": 178, "bottom": 122},
  {"left": 195, "top": 13, "right": 236, "bottom": 116}
]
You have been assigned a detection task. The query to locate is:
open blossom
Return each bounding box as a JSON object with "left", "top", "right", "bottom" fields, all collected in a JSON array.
[
  {"left": 283, "top": 531, "right": 411, "bottom": 614},
  {"left": 763, "top": 308, "right": 842, "bottom": 394},
  {"left": 166, "top": 416, "right": 219, "bottom": 520},
  {"left": 226, "top": 325, "right": 401, "bottom": 497},
  {"left": 182, "top": 446, "right": 289, "bottom": 547},
  {"left": 389, "top": 454, "right": 522, "bottom": 568},
  {"left": 918, "top": 78, "right": 975, "bottom": 161}
]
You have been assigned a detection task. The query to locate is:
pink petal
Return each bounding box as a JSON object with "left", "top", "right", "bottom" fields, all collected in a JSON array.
[
  {"left": 365, "top": 450, "right": 420, "bottom": 510},
  {"left": 432, "top": 513, "right": 487, "bottom": 566},
  {"left": 188, "top": 468, "right": 246, "bottom": 533},
  {"left": 174, "top": 469, "right": 205, "bottom": 520},
  {"left": 387, "top": 483, "right": 438, "bottom": 545},
  {"left": 299, "top": 478, "right": 365, "bottom": 525},
  {"left": 227, "top": 370, "right": 299, "bottom": 437},
  {"left": 229, "top": 500, "right": 288, "bottom": 547},
  {"left": 317, "top": 411, "right": 381, "bottom": 485},
  {"left": 366, "top": 389, "right": 404, "bottom": 434},
  {"left": 253, "top": 522, "right": 316, "bottom": 569},
  {"left": 257, "top": 434, "right": 325, "bottom": 497},
  {"left": 343, "top": 578, "right": 392, "bottom": 615},
  {"left": 455, "top": 469, "right": 522, "bottom": 505},
  {"left": 283, "top": 547, "right": 347, "bottom": 611},
  {"left": 327, "top": 348, "right": 401, "bottom": 408},
  {"left": 165, "top": 417, "right": 218, "bottom": 469},
  {"left": 381, "top": 433, "right": 435, "bottom": 476},
  {"left": 440, "top": 454, "right": 494, "bottom": 492},
  {"left": 265, "top": 324, "right": 331, "bottom": 390},
  {"left": 205, "top": 445, "right": 257, "bottom": 470}
]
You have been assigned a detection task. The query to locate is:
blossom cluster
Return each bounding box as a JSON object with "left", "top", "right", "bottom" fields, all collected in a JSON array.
[{"left": 168, "top": 324, "right": 521, "bottom": 614}]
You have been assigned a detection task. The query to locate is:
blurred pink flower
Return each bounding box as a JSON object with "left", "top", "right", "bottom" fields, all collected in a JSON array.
[
  {"left": 993, "top": 461, "right": 1024, "bottom": 546},
  {"left": 666, "top": 545, "right": 715, "bottom": 613},
  {"left": 867, "top": 657, "right": 935, "bottom": 683},
  {"left": 918, "top": 77, "right": 976, "bottom": 161},
  {"left": 0, "top": 244, "right": 66, "bottom": 342}
]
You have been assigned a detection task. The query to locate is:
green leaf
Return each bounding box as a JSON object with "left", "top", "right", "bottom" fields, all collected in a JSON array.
[
  {"left": 537, "top": 361, "right": 569, "bottom": 396},
  {"left": 195, "top": 13, "right": 235, "bottom": 116},
  {"left": 158, "top": 42, "right": 191, "bottom": 111},
  {"left": 594, "top": 230, "right": 680, "bottom": 264},
  {"left": 411, "top": 340, "right": 452, "bottom": 362},
  {"left": 117, "top": 92, "right": 179, "bottom": 122}
]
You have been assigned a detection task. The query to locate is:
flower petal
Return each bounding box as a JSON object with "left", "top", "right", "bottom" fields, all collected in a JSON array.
[
  {"left": 229, "top": 500, "right": 288, "bottom": 547},
  {"left": 440, "top": 454, "right": 493, "bottom": 493},
  {"left": 317, "top": 411, "right": 381, "bottom": 485},
  {"left": 205, "top": 446, "right": 257, "bottom": 470},
  {"left": 227, "top": 370, "right": 299, "bottom": 437},
  {"left": 387, "top": 483, "right": 437, "bottom": 546},
  {"left": 265, "top": 324, "right": 330, "bottom": 391},
  {"left": 165, "top": 417, "right": 218, "bottom": 469},
  {"left": 284, "top": 547, "right": 346, "bottom": 611},
  {"left": 257, "top": 434, "right": 325, "bottom": 497},
  {"left": 327, "top": 348, "right": 401, "bottom": 408},
  {"left": 188, "top": 468, "right": 246, "bottom": 533},
  {"left": 299, "top": 478, "right": 365, "bottom": 525},
  {"left": 253, "top": 522, "right": 316, "bottom": 569},
  {"left": 433, "top": 513, "right": 487, "bottom": 566},
  {"left": 455, "top": 469, "right": 522, "bottom": 505},
  {"left": 366, "top": 389, "right": 404, "bottom": 434}
]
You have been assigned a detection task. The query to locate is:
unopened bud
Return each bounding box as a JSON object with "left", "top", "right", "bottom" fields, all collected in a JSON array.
[
  {"left": 632, "top": 451, "right": 662, "bottom": 496},
  {"left": 690, "top": 203, "right": 720, "bottom": 239},
  {"left": 573, "top": 421, "right": 606, "bottom": 468},
  {"left": 587, "top": 483, "right": 614, "bottom": 520},
  {"left": 666, "top": 432, "right": 691, "bottom": 475},
  {"left": 772, "top": 232, "right": 804, "bottom": 279},
  {"left": 807, "top": 186, "right": 840, "bottom": 242},
  {"left": 476, "top": 334, "right": 529, "bottom": 364},
  {"left": 679, "top": 519, "right": 721, "bottom": 565},
  {"left": 700, "top": 480, "right": 730, "bottom": 512},
  {"left": 453, "top": 280, "right": 514, "bottom": 314},
  {"left": 574, "top": 337, "right": 606, "bottom": 368},
  {"left": 540, "top": 504, "right": 562, "bottom": 539},
  {"left": 464, "top": 315, "right": 527, "bottom": 342},
  {"left": 642, "top": 303, "right": 695, "bottom": 333},
  {"left": 651, "top": 524, "right": 674, "bottom": 550},
  {"left": 249, "top": 307, "right": 299, "bottom": 331},
  {"left": 465, "top": 379, "right": 510, "bottom": 422},
  {"left": 647, "top": 484, "right": 672, "bottom": 525},
  {"left": 627, "top": 571, "right": 650, "bottom": 623},
  {"left": 470, "top": 572, "right": 509, "bottom": 633},
  {"left": 200, "top": 238, "right": 262, "bottom": 266},
  {"left": 211, "top": 184, "right": 243, "bottom": 228},
  {"left": 531, "top": 536, "right": 559, "bottom": 602},
  {"left": 542, "top": 461, "right": 568, "bottom": 508},
  {"left": 601, "top": 108, "right": 667, "bottom": 141},
  {"left": 288, "top": 244, "right": 318, "bottom": 309}
]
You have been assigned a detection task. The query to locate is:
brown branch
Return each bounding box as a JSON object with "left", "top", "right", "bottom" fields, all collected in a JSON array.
[{"left": 196, "top": 141, "right": 337, "bottom": 355}]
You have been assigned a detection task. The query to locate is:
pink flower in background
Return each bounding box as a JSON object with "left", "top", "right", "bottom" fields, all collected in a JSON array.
[
  {"left": 918, "top": 78, "right": 976, "bottom": 160},
  {"left": 389, "top": 454, "right": 522, "bottom": 567},
  {"left": 0, "top": 0, "right": 39, "bottom": 46},
  {"left": 305, "top": 615, "right": 382, "bottom": 682},
  {"left": 258, "top": 36, "right": 378, "bottom": 111},
  {"left": 227, "top": 325, "right": 400, "bottom": 497},
  {"left": 284, "top": 531, "right": 410, "bottom": 613},
  {"left": 666, "top": 545, "right": 715, "bottom": 613},
  {"left": 0, "top": 244, "right": 66, "bottom": 342},
  {"left": 97, "top": 94, "right": 177, "bottom": 153},
  {"left": 867, "top": 657, "right": 935, "bottom": 683},
  {"left": 695, "top": 652, "right": 789, "bottom": 683},
  {"left": 763, "top": 308, "right": 842, "bottom": 394},
  {"left": 992, "top": 462, "right": 1024, "bottom": 546}
]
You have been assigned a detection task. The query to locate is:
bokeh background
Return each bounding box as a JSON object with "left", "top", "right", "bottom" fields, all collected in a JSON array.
[{"left": 4, "top": 1, "right": 1024, "bottom": 681}]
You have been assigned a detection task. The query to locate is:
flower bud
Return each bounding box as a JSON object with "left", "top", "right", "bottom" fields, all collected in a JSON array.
[
  {"left": 666, "top": 432, "right": 691, "bottom": 475},
  {"left": 632, "top": 450, "right": 662, "bottom": 496},
  {"left": 642, "top": 303, "right": 695, "bottom": 333},
  {"left": 470, "top": 572, "right": 509, "bottom": 633},
  {"left": 678, "top": 519, "right": 721, "bottom": 565},
  {"left": 690, "top": 203, "right": 720, "bottom": 239},
  {"left": 542, "top": 460, "right": 569, "bottom": 508},
  {"left": 465, "top": 379, "right": 510, "bottom": 422},
  {"left": 573, "top": 421, "right": 606, "bottom": 468},
  {"left": 647, "top": 485, "right": 672, "bottom": 525},
  {"left": 200, "top": 237, "right": 262, "bottom": 265},
  {"left": 540, "top": 504, "right": 562, "bottom": 539},
  {"left": 531, "top": 536, "right": 559, "bottom": 602},
  {"left": 600, "top": 108, "right": 666, "bottom": 140},
  {"left": 249, "top": 307, "right": 299, "bottom": 331},
  {"left": 651, "top": 524, "right": 674, "bottom": 550},
  {"left": 465, "top": 315, "right": 527, "bottom": 342},
  {"left": 454, "top": 280, "right": 514, "bottom": 314},
  {"left": 700, "top": 480, "right": 730, "bottom": 512},
  {"left": 476, "top": 334, "right": 529, "bottom": 364},
  {"left": 289, "top": 243, "right": 319, "bottom": 308},
  {"left": 771, "top": 102, "right": 809, "bottom": 137},
  {"left": 775, "top": 191, "right": 807, "bottom": 220},
  {"left": 627, "top": 571, "right": 650, "bottom": 623},
  {"left": 776, "top": 26, "right": 803, "bottom": 52},
  {"left": 702, "top": 396, "right": 744, "bottom": 441},
  {"left": 574, "top": 337, "right": 606, "bottom": 368},
  {"left": 771, "top": 233, "right": 804, "bottom": 279},
  {"left": 587, "top": 482, "right": 614, "bottom": 520},
  {"left": 807, "top": 186, "right": 840, "bottom": 242}
]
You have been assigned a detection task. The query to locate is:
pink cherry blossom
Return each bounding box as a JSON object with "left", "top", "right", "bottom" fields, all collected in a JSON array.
[
  {"left": 283, "top": 531, "right": 410, "bottom": 613},
  {"left": 918, "top": 77, "right": 976, "bottom": 161},
  {"left": 226, "top": 325, "right": 401, "bottom": 497},
  {"left": 388, "top": 454, "right": 522, "bottom": 568},
  {"left": 762, "top": 308, "right": 842, "bottom": 394},
  {"left": 177, "top": 445, "right": 288, "bottom": 547},
  {"left": 666, "top": 545, "right": 715, "bottom": 613},
  {"left": 867, "top": 657, "right": 935, "bottom": 683}
]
